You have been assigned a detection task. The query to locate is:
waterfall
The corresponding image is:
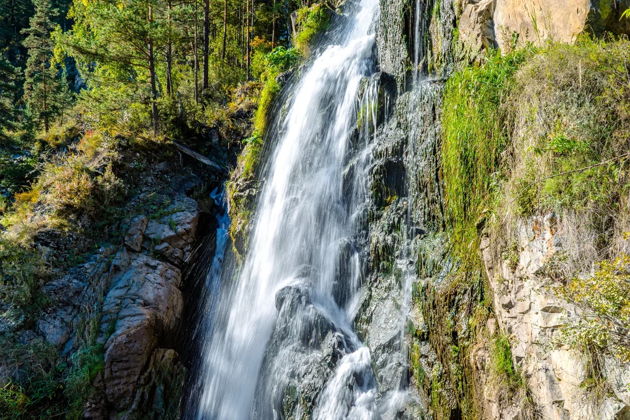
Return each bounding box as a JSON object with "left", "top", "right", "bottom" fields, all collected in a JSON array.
[{"left": 188, "top": 0, "right": 385, "bottom": 418}]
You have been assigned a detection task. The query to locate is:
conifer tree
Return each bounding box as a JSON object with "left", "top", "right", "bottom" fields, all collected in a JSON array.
[
  {"left": 22, "top": 0, "right": 63, "bottom": 132},
  {"left": 0, "top": 52, "right": 19, "bottom": 141}
]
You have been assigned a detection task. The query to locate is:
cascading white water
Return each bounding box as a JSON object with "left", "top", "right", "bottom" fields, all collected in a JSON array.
[{"left": 190, "top": 0, "right": 382, "bottom": 418}]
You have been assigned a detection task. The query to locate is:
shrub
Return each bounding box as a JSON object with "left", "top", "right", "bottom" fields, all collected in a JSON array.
[
  {"left": 562, "top": 255, "right": 630, "bottom": 362},
  {"left": 0, "top": 335, "right": 64, "bottom": 418},
  {"left": 0, "top": 383, "right": 29, "bottom": 417},
  {"left": 37, "top": 120, "right": 82, "bottom": 150},
  {"left": 253, "top": 46, "right": 301, "bottom": 137},
  {"left": 507, "top": 39, "right": 630, "bottom": 216},
  {"left": 293, "top": 4, "right": 331, "bottom": 55},
  {"left": 253, "top": 76, "right": 281, "bottom": 138},
  {"left": 64, "top": 344, "right": 105, "bottom": 419},
  {"left": 0, "top": 238, "right": 45, "bottom": 307}
]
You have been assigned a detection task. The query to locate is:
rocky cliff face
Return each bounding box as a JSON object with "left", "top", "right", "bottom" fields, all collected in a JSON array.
[
  {"left": 365, "top": 0, "right": 630, "bottom": 419},
  {"left": 482, "top": 215, "right": 630, "bottom": 419},
  {"left": 459, "top": 0, "right": 630, "bottom": 55},
  {"left": 33, "top": 169, "right": 206, "bottom": 419},
  {"left": 217, "top": 1, "right": 628, "bottom": 418},
  {"left": 9, "top": 1, "right": 625, "bottom": 418}
]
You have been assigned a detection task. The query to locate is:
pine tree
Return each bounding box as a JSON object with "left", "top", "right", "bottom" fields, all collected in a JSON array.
[
  {"left": 22, "top": 0, "right": 63, "bottom": 132},
  {"left": 0, "top": 52, "right": 19, "bottom": 141}
]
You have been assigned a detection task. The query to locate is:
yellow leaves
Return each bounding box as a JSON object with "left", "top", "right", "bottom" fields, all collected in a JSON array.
[{"left": 562, "top": 254, "right": 630, "bottom": 361}]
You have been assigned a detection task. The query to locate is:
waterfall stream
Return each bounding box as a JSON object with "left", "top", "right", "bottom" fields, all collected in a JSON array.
[{"left": 185, "top": 0, "right": 419, "bottom": 418}]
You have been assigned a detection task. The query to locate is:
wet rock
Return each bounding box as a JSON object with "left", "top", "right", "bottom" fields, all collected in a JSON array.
[
  {"left": 255, "top": 284, "right": 352, "bottom": 419},
  {"left": 376, "top": 0, "right": 409, "bottom": 82}
]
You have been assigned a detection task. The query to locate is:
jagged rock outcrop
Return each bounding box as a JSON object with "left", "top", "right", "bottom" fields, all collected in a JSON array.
[
  {"left": 369, "top": 1, "right": 630, "bottom": 419},
  {"left": 32, "top": 190, "right": 201, "bottom": 419},
  {"left": 88, "top": 196, "right": 198, "bottom": 418},
  {"left": 254, "top": 284, "right": 351, "bottom": 418},
  {"left": 481, "top": 214, "right": 630, "bottom": 419},
  {"left": 459, "top": 0, "right": 630, "bottom": 55}
]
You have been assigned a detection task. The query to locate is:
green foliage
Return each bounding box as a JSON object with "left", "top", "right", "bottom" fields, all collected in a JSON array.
[
  {"left": 293, "top": 4, "right": 331, "bottom": 55},
  {"left": 0, "top": 52, "right": 20, "bottom": 140},
  {"left": 266, "top": 46, "right": 301, "bottom": 72},
  {"left": 64, "top": 344, "right": 105, "bottom": 419},
  {"left": 254, "top": 76, "right": 280, "bottom": 137},
  {"left": 0, "top": 335, "right": 64, "bottom": 418},
  {"left": 441, "top": 48, "right": 530, "bottom": 266},
  {"left": 253, "top": 46, "right": 300, "bottom": 137},
  {"left": 508, "top": 39, "right": 630, "bottom": 215},
  {"left": 562, "top": 254, "right": 630, "bottom": 362},
  {"left": 492, "top": 335, "right": 521, "bottom": 388},
  {"left": 0, "top": 148, "right": 38, "bottom": 203},
  {"left": 0, "top": 238, "right": 45, "bottom": 307},
  {"left": 22, "top": 0, "right": 64, "bottom": 132},
  {"left": 0, "top": 383, "right": 29, "bottom": 417}
]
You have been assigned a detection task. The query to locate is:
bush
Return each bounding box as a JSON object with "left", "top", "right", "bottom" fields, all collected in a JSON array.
[
  {"left": 507, "top": 39, "right": 630, "bottom": 215},
  {"left": 293, "top": 4, "right": 331, "bottom": 55},
  {"left": 0, "top": 383, "right": 29, "bottom": 417},
  {"left": 253, "top": 46, "right": 301, "bottom": 137},
  {"left": 562, "top": 254, "right": 630, "bottom": 362},
  {"left": 64, "top": 344, "right": 105, "bottom": 419},
  {"left": 0, "top": 335, "right": 64, "bottom": 418},
  {"left": 0, "top": 239, "right": 45, "bottom": 307}
]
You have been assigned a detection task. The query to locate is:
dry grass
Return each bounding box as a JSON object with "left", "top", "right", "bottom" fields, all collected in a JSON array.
[{"left": 490, "top": 39, "right": 630, "bottom": 274}]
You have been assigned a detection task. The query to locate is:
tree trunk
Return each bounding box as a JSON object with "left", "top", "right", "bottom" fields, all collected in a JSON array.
[
  {"left": 203, "top": 0, "right": 210, "bottom": 91},
  {"left": 246, "top": 0, "right": 252, "bottom": 80},
  {"left": 221, "top": 0, "right": 228, "bottom": 61},
  {"left": 148, "top": 4, "right": 158, "bottom": 135},
  {"left": 193, "top": 0, "right": 199, "bottom": 103},
  {"left": 166, "top": 0, "right": 173, "bottom": 96},
  {"left": 271, "top": 0, "right": 276, "bottom": 47}
]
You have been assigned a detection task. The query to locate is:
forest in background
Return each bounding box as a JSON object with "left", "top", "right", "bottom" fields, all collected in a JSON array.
[{"left": 0, "top": 0, "right": 333, "bottom": 207}]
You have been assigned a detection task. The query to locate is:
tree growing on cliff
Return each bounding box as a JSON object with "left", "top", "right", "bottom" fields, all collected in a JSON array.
[{"left": 22, "top": 0, "right": 64, "bottom": 133}]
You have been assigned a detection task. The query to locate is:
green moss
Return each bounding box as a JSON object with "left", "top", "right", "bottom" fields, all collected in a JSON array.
[
  {"left": 293, "top": 4, "right": 331, "bottom": 55},
  {"left": 253, "top": 77, "right": 280, "bottom": 138},
  {"left": 253, "top": 46, "right": 300, "bottom": 138}
]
